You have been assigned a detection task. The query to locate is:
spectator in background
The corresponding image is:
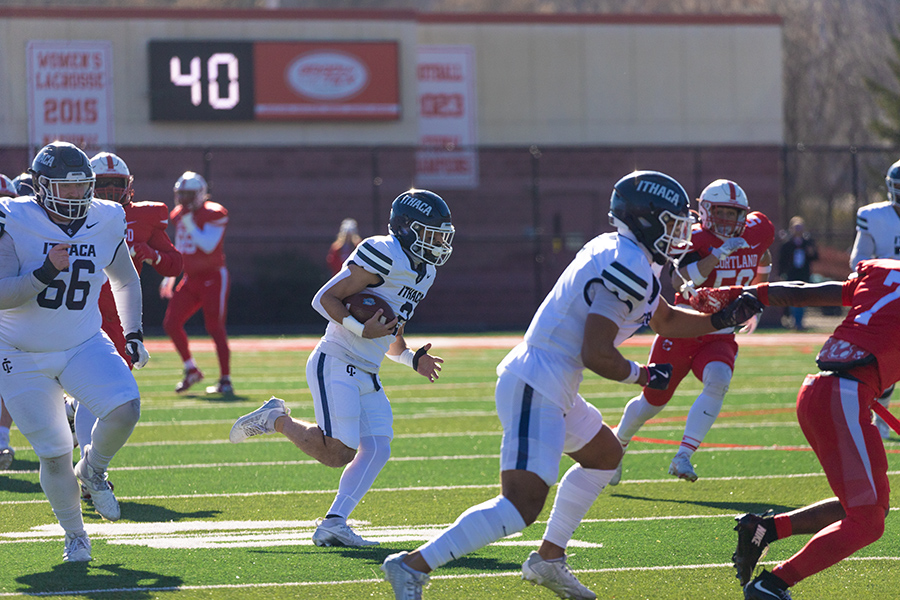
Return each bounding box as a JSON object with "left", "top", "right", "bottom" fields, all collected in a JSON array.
[
  {"left": 777, "top": 216, "right": 818, "bottom": 330},
  {"left": 326, "top": 218, "right": 362, "bottom": 276},
  {"left": 160, "top": 172, "right": 233, "bottom": 396}
]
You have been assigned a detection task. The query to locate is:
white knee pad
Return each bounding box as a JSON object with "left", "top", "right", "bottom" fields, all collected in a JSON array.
[{"left": 701, "top": 362, "right": 732, "bottom": 402}]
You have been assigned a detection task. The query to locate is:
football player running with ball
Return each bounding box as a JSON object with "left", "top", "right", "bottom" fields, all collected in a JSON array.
[
  {"left": 230, "top": 189, "right": 453, "bottom": 548},
  {"left": 0, "top": 142, "right": 148, "bottom": 562},
  {"left": 849, "top": 159, "right": 900, "bottom": 439},
  {"left": 380, "top": 171, "right": 763, "bottom": 600},
  {"left": 612, "top": 179, "right": 774, "bottom": 483}
]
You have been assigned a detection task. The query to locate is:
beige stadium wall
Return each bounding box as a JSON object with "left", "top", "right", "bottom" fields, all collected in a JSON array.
[{"left": 0, "top": 8, "right": 783, "bottom": 148}]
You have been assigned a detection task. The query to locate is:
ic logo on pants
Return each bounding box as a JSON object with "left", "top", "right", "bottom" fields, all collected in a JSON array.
[
  {"left": 346, "top": 364, "right": 357, "bottom": 376},
  {"left": 1, "top": 358, "right": 11, "bottom": 373}
]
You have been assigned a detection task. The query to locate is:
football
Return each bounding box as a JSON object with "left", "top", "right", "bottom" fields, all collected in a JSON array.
[{"left": 343, "top": 292, "right": 396, "bottom": 324}]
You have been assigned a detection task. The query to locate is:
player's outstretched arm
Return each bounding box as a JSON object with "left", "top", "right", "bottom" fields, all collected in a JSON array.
[
  {"left": 387, "top": 332, "right": 443, "bottom": 382},
  {"left": 749, "top": 281, "right": 844, "bottom": 308}
]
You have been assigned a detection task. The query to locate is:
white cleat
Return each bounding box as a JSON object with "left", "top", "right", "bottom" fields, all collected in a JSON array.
[
  {"left": 0, "top": 447, "right": 14, "bottom": 470},
  {"left": 668, "top": 453, "right": 698, "bottom": 482},
  {"left": 229, "top": 397, "right": 290, "bottom": 443},
  {"left": 63, "top": 531, "right": 92, "bottom": 562},
  {"left": 74, "top": 455, "right": 120, "bottom": 521},
  {"left": 522, "top": 551, "right": 596, "bottom": 600},
  {"left": 312, "top": 518, "right": 379, "bottom": 547},
  {"left": 382, "top": 551, "right": 430, "bottom": 600}
]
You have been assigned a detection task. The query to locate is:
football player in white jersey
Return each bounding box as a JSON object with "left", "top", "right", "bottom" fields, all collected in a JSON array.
[
  {"left": 849, "top": 158, "right": 900, "bottom": 439},
  {"left": 380, "top": 171, "right": 764, "bottom": 600},
  {"left": 230, "top": 189, "right": 453, "bottom": 547},
  {"left": 0, "top": 174, "right": 18, "bottom": 470},
  {"left": 0, "top": 142, "right": 149, "bottom": 563}
]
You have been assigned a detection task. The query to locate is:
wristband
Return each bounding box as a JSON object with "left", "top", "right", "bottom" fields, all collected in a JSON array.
[
  {"left": 413, "top": 347, "right": 429, "bottom": 371},
  {"left": 619, "top": 360, "right": 642, "bottom": 384},
  {"left": 386, "top": 349, "right": 415, "bottom": 368},
  {"left": 685, "top": 261, "right": 707, "bottom": 286},
  {"left": 342, "top": 315, "right": 365, "bottom": 337},
  {"left": 755, "top": 283, "right": 770, "bottom": 306},
  {"left": 33, "top": 255, "right": 61, "bottom": 285}
]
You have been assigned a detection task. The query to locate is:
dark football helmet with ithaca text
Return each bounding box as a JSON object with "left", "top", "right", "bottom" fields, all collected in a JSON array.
[
  {"left": 389, "top": 189, "right": 455, "bottom": 266},
  {"left": 90, "top": 152, "right": 134, "bottom": 205},
  {"left": 609, "top": 170, "right": 692, "bottom": 265},
  {"left": 885, "top": 159, "right": 900, "bottom": 205},
  {"left": 28, "top": 141, "right": 95, "bottom": 221}
]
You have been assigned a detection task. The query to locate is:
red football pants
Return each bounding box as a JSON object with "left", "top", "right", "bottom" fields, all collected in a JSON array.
[
  {"left": 163, "top": 268, "right": 231, "bottom": 377},
  {"left": 643, "top": 334, "right": 738, "bottom": 406}
]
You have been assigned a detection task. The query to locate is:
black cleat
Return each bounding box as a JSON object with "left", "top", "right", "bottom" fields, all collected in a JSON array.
[
  {"left": 733, "top": 512, "right": 773, "bottom": 586},
  {"left": 744, "top": 570, "right": 791, "bottom": 600}
]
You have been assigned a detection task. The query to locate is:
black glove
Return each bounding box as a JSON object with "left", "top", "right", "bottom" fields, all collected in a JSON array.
[
  {"left": 710, "top": 292, "right": 764, "bottom": 330},
  {"left": 125, "top": 331, "right": 150, "bottom": 369},
  {"left": 645, "top": 363, "right": 673, "bottom": 390}
]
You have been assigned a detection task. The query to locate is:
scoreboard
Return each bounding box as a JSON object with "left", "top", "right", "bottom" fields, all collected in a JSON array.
[{"left": 148, "top": 40, "right": 400, "bottom": 122}]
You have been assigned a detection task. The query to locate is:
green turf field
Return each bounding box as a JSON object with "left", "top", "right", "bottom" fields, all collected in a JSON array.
[{"left": 1, "top": 335, "right": 899, "bottom": 599}]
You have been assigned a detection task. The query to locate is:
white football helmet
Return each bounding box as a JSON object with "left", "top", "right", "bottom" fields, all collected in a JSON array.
[
  {"left": 90, "top": 152, "right": 134, "bottom": 205},
  {"left": 174, "top": 171, "right": 208, "bottom": 210},
  {"left": 698, "top": 179, "right": 750, "bottom": 238},
  {"left": 0, "top": 174, "right": 16, "bottom": 198}
]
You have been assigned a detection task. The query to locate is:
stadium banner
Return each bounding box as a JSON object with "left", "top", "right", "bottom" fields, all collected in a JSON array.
[
  {"left": 415, "top": 45, "right": 478, "bottom": 190},
  {"left": 253, "top": 41, "right": 400, "bottom": 120},
  {"left": 26, "top": 40, "right": 114, "bottom": 153}
]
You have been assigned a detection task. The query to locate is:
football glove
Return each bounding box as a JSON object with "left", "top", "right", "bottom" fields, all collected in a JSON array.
[
  {"left": 688, "top": 285, "right": 745, "bottom": 314},
  {"left": 125, "top": 331, "right": 150, "bottom": 369},
  {"left": 644, "top": 363, "right": 673, "bottom": 390},
  {"left": 711, "top": 237, "right": 750, "bottom": 260},
  {"left": 131, "top": 243, "right": 160, "bottom": 265},
  {"left": 710, "top": 292, "right": 764, "bottom": 330}
]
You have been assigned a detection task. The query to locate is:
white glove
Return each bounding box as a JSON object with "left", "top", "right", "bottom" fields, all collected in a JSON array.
[
  {"left": 125, "top": 332, "right": 150, "bottom": 369},
  {"left": 739, "top": 313, "right": 759, "bottom": 335},
  {"left": 679, "top": 280, "right": 699, "bottom": 301},
  {"left": 711, "top": 237, "right": 750, "bottom": 260}
]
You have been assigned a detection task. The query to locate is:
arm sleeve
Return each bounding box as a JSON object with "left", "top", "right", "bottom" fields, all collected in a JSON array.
[
  {"left": 849, "top": 231, "right": 875, "bottom": 271},
  {"left": 184, "top": 216, "right": 227, "bottom": 254},
  {"left": 0, "top": 232, "right": 52, "bottom": 309},
  {"left": 147, "top": 226, "right": 183, "bottom": 276},
  {"left": 105, "top": 241, "right": 143, "bottom": 334}
]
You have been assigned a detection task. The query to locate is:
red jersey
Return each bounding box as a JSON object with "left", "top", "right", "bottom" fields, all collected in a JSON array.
[
  {"left": 171, "top": 201, "right": 228, "bottom": 276},
  {"left": 675, "top": 211, "right": 775, "bottom": 306},
  {"left": 834, "top": 259, "right": 900, "bottom": 393}
]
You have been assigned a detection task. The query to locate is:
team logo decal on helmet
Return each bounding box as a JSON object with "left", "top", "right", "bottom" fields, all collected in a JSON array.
[
  {"left": 609, "top": 170, "right": 692, "bottom": 265},
  {"left": 886, "top": 159, "right": 900, "bottom": 206},
  {"left": 28, "top": 141, "right": 95, "bottom": 221},
  {"left": 698, "top": 179, "right": 750, "bottom": 238},
  {"left": 90, "top": 152, "right": 135, "bottom": 205},
  {"left": 389, "top": 189, "right": 455, "bottom": 266}
]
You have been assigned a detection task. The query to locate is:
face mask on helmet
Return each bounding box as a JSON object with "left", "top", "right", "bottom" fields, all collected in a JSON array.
[
  {"left": 389, "top": 189, "right": 455, "bottom": 266},
  {"left": 698, "top": 179, "right": 749, "bottom": 238},
  {"left": 174, "top": 171, "right": 208, "bottom": 210},
  {"left": 29, "top": 142, "right": 95, "bottom": 221},
  {"left": 886, "top": 160, "right": 900, "bottom": 205},
  {"left": 90, "top": 152, "right": 134, "bottom": 205},
  {"left": 608, "top": 170, "right": 692, "bottom": 265}
]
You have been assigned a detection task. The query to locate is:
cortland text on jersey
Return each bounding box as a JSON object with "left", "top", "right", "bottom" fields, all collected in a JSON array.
[
  {"left": 715, "top": 253, "right": 760, "bottom": 271},
  {"left": 42, "top": 241, "right": 97, "bottom": 257}
]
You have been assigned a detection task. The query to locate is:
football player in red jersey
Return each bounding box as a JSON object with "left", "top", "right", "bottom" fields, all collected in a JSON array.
[
  {"left": 67, "top": 152, "right": 183, "bottom": 498},
  {"left": 160, "top": 171, "right": 232, "bottom": 395},
  {"left": 612, "top": 179, "right": 774, "bottom": 483},
  {"left": 723, "top": 259, "right": 900, "bottom": 600}
]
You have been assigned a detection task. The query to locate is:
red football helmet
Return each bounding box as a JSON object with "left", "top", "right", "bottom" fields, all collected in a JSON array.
[
  {"left": 698, "top": 179, "right": 749, "bottom": 238},
  {"left": 90, "top": 152, "right": 134, "bottom": 205}
]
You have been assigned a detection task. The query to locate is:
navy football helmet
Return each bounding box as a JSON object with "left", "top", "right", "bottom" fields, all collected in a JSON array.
[
  {"left": 609, "top": 170, "right": 692, "bottom": 265},
  {"left": 11, "top": 172, "right": 33, "bottom": 196},
  {"left": 389, "top": 189, "right": 454, "bottom": 266},
  {"left": 28, "top": 141, "right": 95, "bottom": 221},
  {"left": 886, "top": 159, "right": 900, "bottom": 205}
]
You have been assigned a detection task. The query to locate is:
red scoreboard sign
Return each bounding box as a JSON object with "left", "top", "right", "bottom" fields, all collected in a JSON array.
[{"left": 149, "top": 40, "right": 399, "bottom": 121}]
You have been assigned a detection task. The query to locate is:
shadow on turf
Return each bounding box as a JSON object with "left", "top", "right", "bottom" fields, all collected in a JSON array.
[
  {"left": 0, "top": 473, "right": 43, "bottom": 494},
  {"left": 252, "top": 546, "right": 522, "bottom": 572},
  {"left": 81, "top": 501, "right": 220, "bottom": 523},
  {"left": 609, "top": 492, "right": 795, "bottom": 515},
  {"left": 15, "top": 562, "right": 183, "bottom": 597}
]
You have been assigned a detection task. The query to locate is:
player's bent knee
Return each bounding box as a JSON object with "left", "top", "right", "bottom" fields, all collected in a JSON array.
[
  {"left": 701, "top": 362, "right": 732, "bottom": 399},
  {"left": 105, "top": 398, "right": 141, "bottom": 428},
  {"left": 321, "top": 438, "right": 357, "bottom": 468},
  {"left": 847, "top": 505, "right": 886, "bottom": 545}
]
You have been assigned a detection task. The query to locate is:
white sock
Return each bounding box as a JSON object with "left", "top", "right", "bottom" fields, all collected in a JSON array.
[
  {"left": 615, "top": 394, "right": 665, "bottom": 443},
  {"left": 543, "top": 465, "right": 612, "bottom": 548},
  {"left": 0, "top": 426, "right": 9, "bottom": 448},
  {"left": 185, "top": 358, "right": 197, "bottom": 371},
  {"left": 419, "top": 495, "right": 526, "bottom": 570},
  {"left": 327, "top": 435, "right": 391, "bottom": 519},
  {"left": 680, "top": 362, "right": 731, "bottom": 455},
  {"left": 39, "top": 452, "right": 84, "bottom": 536}
]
